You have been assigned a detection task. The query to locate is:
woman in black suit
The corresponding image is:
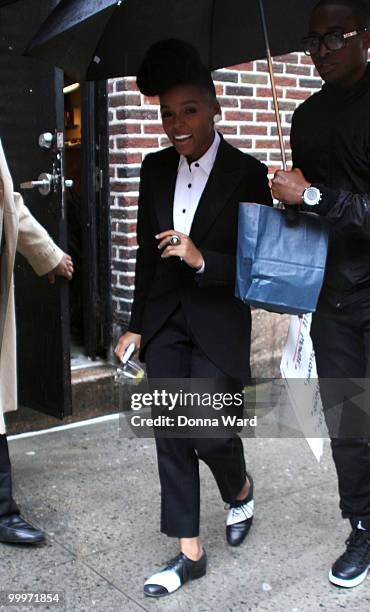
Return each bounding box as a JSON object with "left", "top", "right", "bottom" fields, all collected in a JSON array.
[{"left": 115, "top": 40, "right": 272, "bottom": 597}]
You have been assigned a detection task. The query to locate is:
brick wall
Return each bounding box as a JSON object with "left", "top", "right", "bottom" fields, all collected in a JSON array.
[{"left": 109, "top": 52, "right": 322, "bottom": 332}]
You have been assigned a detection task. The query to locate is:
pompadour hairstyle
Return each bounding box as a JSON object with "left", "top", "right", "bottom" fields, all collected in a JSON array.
[{"left": 136, "top": 39, "right": 216, "bottom": 99}]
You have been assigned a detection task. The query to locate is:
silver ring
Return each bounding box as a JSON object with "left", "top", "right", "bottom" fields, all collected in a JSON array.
[{"left": 169, "top": 235, "right": 181, "bottom": 246}]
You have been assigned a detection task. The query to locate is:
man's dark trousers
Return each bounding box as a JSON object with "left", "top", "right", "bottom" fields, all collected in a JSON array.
[
  {"left": 311, "top": 294, "right": 370, "bottom": 530},
  {"left": 0, "top": 434, "right": 19, "bottom": 517},
  {"left": 144, "top": 306, "right": 247, "bottom": 538}
]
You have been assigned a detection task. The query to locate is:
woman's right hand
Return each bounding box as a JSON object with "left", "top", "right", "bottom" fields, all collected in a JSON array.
[{"left": 114, "top": 332, "right": 141, "bottom": 362}]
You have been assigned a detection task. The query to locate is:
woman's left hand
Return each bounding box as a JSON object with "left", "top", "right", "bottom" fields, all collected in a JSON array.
[{"left": 156, "top": 230, "right": 204, "bottom": 270}]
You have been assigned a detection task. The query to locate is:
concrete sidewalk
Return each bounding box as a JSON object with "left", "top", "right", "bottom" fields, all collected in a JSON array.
[{"left": 1, "top": 419, "right": 369, "bottom": 612}]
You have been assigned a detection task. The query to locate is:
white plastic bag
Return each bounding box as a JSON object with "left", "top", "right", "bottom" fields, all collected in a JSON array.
[{"left": 280, "top": 314, "right": 328, "bottom": 461}]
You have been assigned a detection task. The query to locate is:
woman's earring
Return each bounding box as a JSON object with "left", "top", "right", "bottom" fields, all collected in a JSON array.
[{"left": 213, "top": 113, "right": 222, "bottom": 124}]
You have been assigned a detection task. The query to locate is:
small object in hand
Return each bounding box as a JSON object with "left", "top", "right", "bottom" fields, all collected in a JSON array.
[
  {"left": 121, "top": 342, "right": 136, "bottom": 365},
  {"left": 169, "top": 235, "right": 181, "bottom": 246},
  {"left": 115, "top": 342, "right": 144, "bottom": 382}
]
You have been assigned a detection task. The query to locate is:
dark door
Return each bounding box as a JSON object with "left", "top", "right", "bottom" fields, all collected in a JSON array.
[
  {"left": 81, "top": 81, "right": 111, "bottom": 359},
  {"left": 0, "top": 0, "right": 72, "bottom": 418}
]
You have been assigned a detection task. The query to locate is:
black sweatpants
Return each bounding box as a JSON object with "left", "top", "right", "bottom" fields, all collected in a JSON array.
[
  {"left": 144, "top": 306, "right": 247, "bottom": 538},
  {"left": 311, "top": 295, "right": 370, "bottom": 531}
]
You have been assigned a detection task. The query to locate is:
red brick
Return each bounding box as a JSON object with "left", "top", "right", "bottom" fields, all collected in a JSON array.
[
  {"left": 275, "top": 53, "right": 298, "bottom": 64},
  {"left": 110, "top": 94, "right": 141, "bottom": 107},
  {"left": 240, "top": 74, "right": 268, "bottom": 85},
  {"left": 256, "top": 61, "right": 283, "bottom": 73},
  {"left": 285, "top": 64, "right": 311, "bottom": 76},
  {"left": 256, "top": 87, "right": 283, "bottom": 98},
  {"left": 115, "top": 79, "right": 139, "bottom": 92},
  {"left": 143, "top": 123, "right": 164, "bottom": 134},
  {"left": 116, "top": 137, "right": 159, "bottom": 148},
  {"left": 117, "top": 109, "right": 158, "bottom": 120},
  {"left": 113, "top": 205, "right": 138, "bottom": 219},
  {"left": 109, "top": 124, "right": 121, "bottom": 135},
  {"left": 224, "top": 137, "right": 252, "bottom": 148},
  {"left": 212, "top": 70, "right": 238, "bottom": 83},
  {"left": 110, "top": 153, "right": 141, "bottom": 164},
  {"left": 270, "top": 126, "right": 291, "bottom": 137},
  {"left": 115, "top": 195, "right": 139, "bottom": 206},
  {"left": 120, "top": 94, "right": 141, "bottom": 106},
  {"left": 240, "top": 125, "right": 268, "bottom": 135},
  {"left": 278, "top": 100, "right": 298, "bottom": 111},
  {"left": 255, "top": 139, "right": 288, "bottom": 149},
  {"left": 218, "top": 96, "right": 239, "bottom": 108},
  {"left": 112, "top": 287, "right": 135, "bottom": 300},
  {"left": 226, "top": 85, "right": 253, "bottom": 96},
  {"left": 111, "top": 182, "right": 140, "bottom": 192},
  {"left": 218, "top": 125, "right": 238, "bottom": 135},
  {"left": 116, "top": 234, "right": 137, "bottom": 246},
  {"left": 285, "top": 89, "right": 311, "bottom": 100},
  {"left": 299, "top": 78, "right": 322, "bottom": 89},
  {"left": 117, "top": 221, "right": 137, "bottom": 234},
  {"left": 115, "top": 124, "right": 141, "bottom": 134},
  {"left": 274, "top": 76, "right": 298, "bottom": 88},
  {"left": 240, "top": 99, "right": 268, "bottom": 110},
  {"left": 253, "top": 152, "right": 268, "bottom": 162},
  {"left": 224, "top": 110, "right": 253, "bottom": 122},
  {"left": 228, "top": 62, "right": 254, "bottom": 71},
  {"left": 256, "top": 112, "right": 278, "bottom": 122}
]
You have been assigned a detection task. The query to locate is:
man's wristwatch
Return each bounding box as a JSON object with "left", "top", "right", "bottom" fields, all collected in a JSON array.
[{"left": 302, "top": 185, "right": 322, "bottom": 207}]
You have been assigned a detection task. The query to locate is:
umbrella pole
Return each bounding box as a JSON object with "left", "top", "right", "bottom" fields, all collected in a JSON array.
[{"left": 257, "top": 0, "right": 287, "bottom": 170}]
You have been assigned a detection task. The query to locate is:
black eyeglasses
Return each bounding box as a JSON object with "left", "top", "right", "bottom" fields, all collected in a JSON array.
[{"left": 302, "top": 27, "right": 367, "bottom": 56}]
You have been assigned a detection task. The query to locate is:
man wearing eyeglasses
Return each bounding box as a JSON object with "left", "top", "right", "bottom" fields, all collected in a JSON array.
[{"left": 271, "top": 0, "right": 370, "bottom": 590}]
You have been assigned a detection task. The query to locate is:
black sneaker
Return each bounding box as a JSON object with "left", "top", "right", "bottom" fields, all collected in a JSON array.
[{"left": 329, "top": 529, "right": 370, "bottom": 588}]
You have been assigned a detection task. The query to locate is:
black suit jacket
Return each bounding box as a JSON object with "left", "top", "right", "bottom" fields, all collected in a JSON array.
[{"left": 129, "top": 135, "right": 272, "bottom": 382}]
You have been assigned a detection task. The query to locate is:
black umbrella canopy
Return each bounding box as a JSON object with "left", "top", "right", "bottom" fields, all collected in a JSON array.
[
  {"left": 0, "top": 0, "right": 26, "bottom": 5},
  {"left": 26, "top": 0, "right": 324, "bottom": 81}
]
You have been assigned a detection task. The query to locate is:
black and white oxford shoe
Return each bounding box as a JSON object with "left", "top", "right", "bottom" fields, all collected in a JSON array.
[
  {"left": 226, "top": 475, "right": 254, "bottom": 547},
  {"left": 143, "top": 550, "right": 207, "bottom": 597}
]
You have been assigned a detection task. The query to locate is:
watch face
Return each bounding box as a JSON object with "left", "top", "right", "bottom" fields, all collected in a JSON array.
[{"left": 304, "top": 187, "right": 321, "bottom": 206}]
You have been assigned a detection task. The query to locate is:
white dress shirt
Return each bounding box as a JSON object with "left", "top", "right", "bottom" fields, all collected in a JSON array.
[
  {"left": 173, "top": 131, "right": 220, "bottom": 235},
  {"left": 172, "top": 131, "right": 221, "bottom": 273}
]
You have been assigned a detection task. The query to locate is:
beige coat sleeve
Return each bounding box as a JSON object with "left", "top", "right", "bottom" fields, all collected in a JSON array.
[{"left": 15, "top": 192, "right": 65, "bottom": 276}]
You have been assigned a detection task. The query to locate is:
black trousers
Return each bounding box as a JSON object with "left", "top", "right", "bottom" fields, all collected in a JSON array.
[
  {"left": 0, "top": 434, "right": 19, "bottom": 518},
  {"left": 311, "top": 295, "right": 370, "bottom": 531},
  {"left": 144, "top": 306, "right": 247, "bottom": 538}
]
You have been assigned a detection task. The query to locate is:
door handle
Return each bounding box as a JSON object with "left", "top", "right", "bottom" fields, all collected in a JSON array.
[
  {"left": 20, "top": 173, "right": 53, "bottom": 196},
  {"left": 20, "top": 173, "right": 74, "bottom": 196}
]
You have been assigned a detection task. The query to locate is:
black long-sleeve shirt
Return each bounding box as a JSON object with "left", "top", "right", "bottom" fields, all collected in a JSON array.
[{"left": 291, "top": 63, "right": 370, "bottom": 307}]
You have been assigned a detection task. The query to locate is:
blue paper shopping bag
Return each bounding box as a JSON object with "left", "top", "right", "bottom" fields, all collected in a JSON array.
[{"left": 236, "top": 203, "right": 329, "bottom": 315}]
